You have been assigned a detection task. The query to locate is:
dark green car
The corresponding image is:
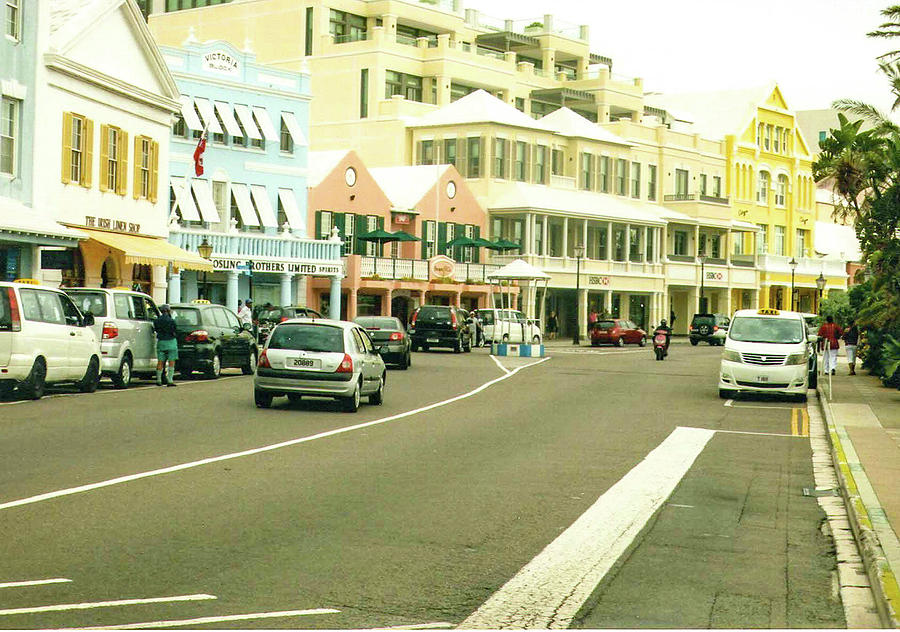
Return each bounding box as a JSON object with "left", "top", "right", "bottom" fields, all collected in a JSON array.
[{"left": 170, "top": 301, "right": 258, "bottom": 378}]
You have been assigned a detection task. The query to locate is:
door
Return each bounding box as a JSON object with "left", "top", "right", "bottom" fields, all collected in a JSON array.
[
  {"left": 130, "top": 295, "right": 157, "bottom": 372},
  {"left": 20, "top": 289, "right": 67, "bottom": 381},
  {"left": 353, "top": 328, "right": 379, "bottom": 393},
  {"left": 58, "top": 292, "right": 95, "bottom": 379},
  {"left": 211, "top": 308, "right": 237, "bottom": 366},
  {"left": 221, "top": 308, "right": 248, "bottom": 366}
]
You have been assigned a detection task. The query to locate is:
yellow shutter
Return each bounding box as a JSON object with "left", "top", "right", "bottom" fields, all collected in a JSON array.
[
  {"left": 149, "top": 140, "right": 159, "bottom": 204},
  {"left": 118, "top": 130, "right": 129, "bottom": 196},
  {"left": 133, "top": 136, "right": 141, "bottom": 200},
  {"left": 61, "top": 112, "right": 72, "bottom": 185},
  {"left": 98, "top": 124, "right": 109, "bottom": 192},
  {"left": 82, "top": 118, "right": 94, "bottom": 188}
]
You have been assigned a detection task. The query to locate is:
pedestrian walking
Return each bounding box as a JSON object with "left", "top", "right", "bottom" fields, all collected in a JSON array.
[
  {"left": 547, "top": 311, "right": 558, "bottom": 340},
  {"left": 153, "top": 304, "right": 178, "bottom": 387},
  {"left": 588, "top": 307, "right": 599, "bottom": 335},
  {"left": 842, "top": 320, "right": 860, "bottom": 375},
  {"left": 238, "top": 299, "right": 253, "bottom": 327},
  {"left": 817, "top": 315, "right": 843, "bottom": 376}
]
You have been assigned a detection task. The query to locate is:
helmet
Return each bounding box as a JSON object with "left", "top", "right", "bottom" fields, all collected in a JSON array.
[{"left": 660, "top": 319, "right": 667, "bottom": 327}]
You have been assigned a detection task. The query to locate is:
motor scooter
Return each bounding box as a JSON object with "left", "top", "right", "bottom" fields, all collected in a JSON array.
[{"left": 653, "top": 329, "right": 669, "bottom": 361}]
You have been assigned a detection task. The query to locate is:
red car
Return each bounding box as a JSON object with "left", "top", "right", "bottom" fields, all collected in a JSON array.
[{"left": 590, "top": 319, "right": 647, "bottom": 347}]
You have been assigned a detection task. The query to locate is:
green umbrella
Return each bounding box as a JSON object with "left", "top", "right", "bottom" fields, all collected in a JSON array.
[
  {"left": 390, "top": 230, "right": 421, "bottom": 242},
  {"left": 492, "top": 238, "right": 521, "bottom": 251},
  {"left": 445, "top": 236, "right": 479, "bottom": 248},
  {"left": 474, "top": 237, "right": 503, "bottom": 250},
  {"left": 357, "top": 228, "right": 401, "bottom": 245}
]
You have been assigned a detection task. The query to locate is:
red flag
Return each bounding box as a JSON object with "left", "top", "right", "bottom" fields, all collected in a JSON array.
[{"left": 193, "top": 132, "right": 207, "bottom": 176}]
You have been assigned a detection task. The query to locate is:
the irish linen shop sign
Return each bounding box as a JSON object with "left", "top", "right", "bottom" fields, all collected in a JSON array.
[{"left": 202, "top": 51, "right": 239, "bottom": 76}]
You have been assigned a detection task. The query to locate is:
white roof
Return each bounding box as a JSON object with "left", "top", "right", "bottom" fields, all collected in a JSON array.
[
  {"left": 489, "top": 183, "right": 667, "bottom": 225},
  {"left": 411, "top": 90, "right": 549, "bottom": 131},
  {"left": 0, "top": 197, "right": 86, "bottom": 241},
  {"left": 814, "top": 221, "right": 861, "bottom": 261},
  {"left": 369, "top": 165, "right": 451, "bottom": 211},
  {"left": 307, "top": 150, "right": 352, "bottom": 188},
  {"left": 488, "top": 259, "right": 550, "bottom": 280},
  {"left": 538, "top": 108, "right": 631, "bottom": 146}
]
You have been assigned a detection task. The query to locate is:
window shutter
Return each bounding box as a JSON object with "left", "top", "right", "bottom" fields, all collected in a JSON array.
[
  {"left": 118, "top": 130, "right": 129, "bottom": 196},
  {"left": 474, "top": 225, "right": 481, "bottom": 263},
  {"left": 504, "top": 140, "right": 511, "bottom": 180},
  {"left": 149, "top": 141, "right": 159, "bottom": 203},
  {"left": 333, "top": 212, "right": 346, "bottom": 237},
  {"left": 437, "top": 222, "right": 447, "bottom": 255},
  {"left": 422, "top": 222, "right": 429, "bottom": 258},
  {"left": 377, "top": 216, "right": 384, "bottom": 230},
  {"left": 61, "top": 113, "right": 73, "bottom": 185},
  {"left": 458, "top": 136, "right": 467, "bottom": 178},
  {"left": 480, "top": 136, "right": 487, "bottom": 177},
  {"left": 82, "top": 118, "right": 94, "bottom": 188},
  {"left": 354, "top": 214, "right": 367, "bottom": 255},
  {"left": 133, "top": 136, "right": 141, "bottom": 200},
  {"left": 99, "top": 124, "right": 109, "bottom": 192},
  {"left": 315, "top": 211, "right": 322, "bottom": 239}
]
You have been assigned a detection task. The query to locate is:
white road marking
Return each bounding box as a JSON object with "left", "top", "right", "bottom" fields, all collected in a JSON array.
[
  {"left": 716, "top": 429, "right": 802, "bottom": 438},
  {"left": 489, "top": 354, "right": 510, "bottom": 374},
  {"left": 724, "top": 399, "right": 734, "bottom": 407},
  {"left": 724, "top": 400, "right": 798, "bottom": 411},
  {"left": 77, "top": 607, "right": 339, "bottom": 630},
  {"left": 0, "top": 358, "right": 550, "bottom": 512},
  {"left": 550, "top": 348, "right": 647, "bottom": 355},
  {"left": 459, "top": 426, "right": 715, "bottom": 629},
  {"left": 0, "top": 593, "right": 216, "bottom": 616},
  {"left": 0, "top": 578, "right": 71, "bottom": 589},
  {"left": 668, "top": 504, "right": 695, "bottom": 508}
]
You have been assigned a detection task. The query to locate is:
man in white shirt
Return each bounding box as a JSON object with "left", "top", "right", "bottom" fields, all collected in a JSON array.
[{"left": 238, "top": 298, "right": 253, "bottom": 327}]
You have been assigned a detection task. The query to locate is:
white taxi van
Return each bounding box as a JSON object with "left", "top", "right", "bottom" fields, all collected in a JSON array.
[
  {"left": 0, "top": 279, "right": 100, "bottom": 399},
  {"left": 719, "top": 308, "right": 811, "bottom": 401}
]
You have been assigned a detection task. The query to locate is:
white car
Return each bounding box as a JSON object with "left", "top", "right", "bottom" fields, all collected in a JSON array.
[
  {"left": 476, "top": 308, "right": 542, "bottom": 345},
  {"left": 0, "top": 280, "right": 101, "bottom": 399},
  {"left": 718, "top": 308, "right": 811, "bottom": 401}
]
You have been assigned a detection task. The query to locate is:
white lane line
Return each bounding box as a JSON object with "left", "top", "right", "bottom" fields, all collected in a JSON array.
[
  {"left": 716, "top": 429, "right": 800, "bottom": 438},
  {"left": 0, "top": 358, "right": 550, "bottom": 512},
  {"left": 0, "top": 593, "right": 215, "bottom": 616},
  {"left": 668, "top": 504, "right": 695, "bottom": 509},
  {"left": 460, "top": 426, "right": 715, "bottom": 630},
  {"left": 489, "top": 354, "right": 510, "bottom": 374},
  {"left": 76, "top": 607, "right": 339, "bottom": 630},
  {"left": 0, "top": 578, "right": 71, "bottom": 589}
]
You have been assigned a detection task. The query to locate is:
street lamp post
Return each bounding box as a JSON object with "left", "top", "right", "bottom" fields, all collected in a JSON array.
[
  {"left": 197, "top": 237, "right": 213, "bottom": 300},
  {"left": 789, "top": 257, "right": 798, "bottom": 311},
  {"left": 699, "top": 255, "right": 707, "bottom": 313},
  {"left": 816, "top": 273, "right": 826, "bottom": 313},
  {"left": 573, "top": 243, "right": 585, "bottom": 345}
]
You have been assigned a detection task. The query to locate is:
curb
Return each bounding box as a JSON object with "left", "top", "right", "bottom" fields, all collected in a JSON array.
[{"left": 817, "top": 385, "right": 900, "bottom": 628}]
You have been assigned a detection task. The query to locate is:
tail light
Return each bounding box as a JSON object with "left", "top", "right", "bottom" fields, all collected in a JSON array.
[
  {"left": 713, "top": 325, "right": 719, "bottom": 332},
  {"left": 410, "top": 310, "right": 418, "bottom": 326},
  {"left": 102, "top": 322, "right": 118, "bottom": 339},
  {"left": 336, "top": 353, "right": 353, "bottom": 373},
  {"left": 6, "top": 288, "right": 21, "bottom": 332},
  {"left": 451, "top": 310, "right": 458, "bottom": 329},
  {"left": 186, "top": 330, "right": 210, "bottom": 342},
  {"left": 257, "top": 350, "right": 271, "bottom": 368},
  {"left": 280, "top": 316, "right": 288, "bottom": 322},
  {"left": 389, "top": 332, "right": 404, "bottom": 341}
]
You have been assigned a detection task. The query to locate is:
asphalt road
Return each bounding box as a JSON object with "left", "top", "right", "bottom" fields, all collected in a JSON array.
[{"left": 0, "top": 342, "right": 845, "bottom": 629}]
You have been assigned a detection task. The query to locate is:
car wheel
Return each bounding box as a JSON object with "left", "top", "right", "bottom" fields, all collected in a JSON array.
[
  {"left": 719, "top": 389, "right": 735, "bottom": 399},
  {"left": 287, "top": 393, "right": 303, "bottom": 404},
  {"left": 254, "top": 388, "right": 273, "bottom": 408},
  {"left": 690, "top": 339, "right": 699, "bottom": 346},
  {"left": 591, "top": 340, "right": 599, "bottom": 347},
  {"left": 532, "top": 335, "right": 541, "bottom": 345},
  {"left": 21, "top": 359, "right": 46, "bottom": 400},
  {"left": 502, "top": 334, "right": 510, "bottom": 343},
  {"left": 615, "top": 337, "right": 624, "bottom": 347},
  {"left": 453, "top": 339, "right": 462, "bottom": 354},
  {"left": 638, "top": 336, "right": 646, "bottom": 347},
  {"left": 794, "top": 393, "right": 808, "bottom": 403},
  {"left": 422, "top": 344, "right": 430, "bottom": 353},
  {"left": 112, "top": 355, "right": 132, "bottom": 389},
  {"left": 0, "top": 381, "right": 14, "bottom": 398},
  {"left": 205, "top": 353, "right": 222, "bottom": 379},
  {"left": 242, "top": 349, "right": 257, "bottom": 375},
  {"left": 401, "top": 352, "right": 410, "bottom": 370},
  {"left": 78, "top": 356, "right": 101, "bottom": 393},
  {"left": 464, "top": 339, "right": 472, "bottom": 352},
  {"left": 342, "top": 380, "right": 361, "bottom": 413},
  {"left": 369, "top": 374, "right": 385, "bottom": 405}
]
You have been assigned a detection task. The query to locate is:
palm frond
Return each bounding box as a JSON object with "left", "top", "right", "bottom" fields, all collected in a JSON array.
[{"left": 833, "top": 99, "right": 893, "bottom": 125}]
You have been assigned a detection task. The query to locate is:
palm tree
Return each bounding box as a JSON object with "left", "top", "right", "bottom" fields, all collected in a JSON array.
[{"left": 868, "top": 5, "right": 900, "bottom": 61}]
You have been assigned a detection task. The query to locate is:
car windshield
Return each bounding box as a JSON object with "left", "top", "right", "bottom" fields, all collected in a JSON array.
[
  {"left": 268, "top": 323, "right": 345, "bottom": 353},
  {"left": 172, "top": 308, "right": 200, "bottom": 327},
  {"left": 66, "top": 291, "right": 107, "bottom": 318},
  {"left": 477, "top": 311, "right": 494, "bottom": 325},
  {"left": 355, "top": 317, "right": 399, "bottom": 329},
  {"left": 417, "top": 307, "right": 451, "bottom": 323},
  {"left": 595, "top": 320, "right": 616, "bottom": 329},
  {"left": 729, "top": 317, "right": 804, "bottom": 344},
  {"left": 259, "top": 309, "right": 283, "bottom": 321}
]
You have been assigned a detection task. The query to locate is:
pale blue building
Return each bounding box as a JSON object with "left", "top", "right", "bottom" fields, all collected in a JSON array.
[{"left": 161, "top": 38, "right": 342, "bottom": 317}]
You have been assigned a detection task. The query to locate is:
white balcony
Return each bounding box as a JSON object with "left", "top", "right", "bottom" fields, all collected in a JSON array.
[{"left": 758, "top": 254, "right": 846, "bottom": 278}]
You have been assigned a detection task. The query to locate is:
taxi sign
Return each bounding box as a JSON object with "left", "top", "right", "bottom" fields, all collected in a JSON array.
[
  {"left": 191, "top": 299, "right": 211, "bottom": 304},
  {"left": 13, "top": 278, "right": 40, "bottom": 285},
  {"left": 757, "top": 308, "right": 780, "bottom": 316}
]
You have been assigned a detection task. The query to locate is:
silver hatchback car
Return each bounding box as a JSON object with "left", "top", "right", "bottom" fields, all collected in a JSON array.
[{"left": 253, "top": 319, "right": 386, "bottom": 412}]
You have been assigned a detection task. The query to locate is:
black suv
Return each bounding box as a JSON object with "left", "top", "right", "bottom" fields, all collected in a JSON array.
[
  {"left": 689, "top": 313, "right": 730, "bottom": 346},
  {"left": 408, "top": 305, "right": 471, "bottom": 353},
  {"left": 171, "top": 301, "right": 259, "bottom": 378},
  {"left": 257, "top": 306, "right": 323, "bottom": 345}
]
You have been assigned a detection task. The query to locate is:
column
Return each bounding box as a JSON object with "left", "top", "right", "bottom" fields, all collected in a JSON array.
[
  {"left": 562, "top": 217, "right": 569, "bottom": 258},
  {"left": 604, "top": 289, "right": 612, "bottom": 316},
  {"left": 726, "top": 287, "right": 733, "bottom": 316},
  {"left": 294, "top": 275, "right": 308, "bottom": 306},
  {"left": 167, "top": 269, "right": 182, "bottom": 304},
  {"left": 578, "top": 287, "right": 588, "bottom": 338},
  {"left": 226, "top": 271, "right": 239, "bottom": 313},
  {"left": 581, "top": 219, "right": 588, "bottom": 252},
  {"left": 328, "top": 276, "right": 342, "bottom": 320},
  {"left": 607, "top": 223, "right": 614, "bottom": 261},
  {"left": 524, "top": 212, "right": 532, "bottom": 256},
  {"left": 542, "top": 216, "right": 548, "bottom": 256},
  {"left": 280, "top": 273, "right": 293, "bottom": 306},
  {"left": 184, "top": 270, "right": 199, "bottom": 302},
  {"left": 436, "top": 74, "right": 451, "bottom": 107}
]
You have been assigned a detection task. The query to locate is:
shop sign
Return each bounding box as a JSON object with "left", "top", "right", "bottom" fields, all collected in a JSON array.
[
  {"left": 212, "top": 258, "right": 343, "bottom": 276},
  {"left": 41, "top": 249, "right": 75, "bottom": 270},
  {"left": 705, "top": 270, "right": 725, "bottom": 281},
  {"left": 588, "top": 275, "right": 610, "bottom": 286},
  {"left": 202, "top": 50, "right": 240, "bottom": 76},
  {"left": 84, "top": 216, "right": 141, "bottom": 234},
  {"left": 429, "top": 255, "right": 455, "bottom": 280},
  {"left": 393, "top": 214, "right": 411, "bottom": 225}
]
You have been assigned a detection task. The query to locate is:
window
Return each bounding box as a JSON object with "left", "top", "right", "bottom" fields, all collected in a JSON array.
[
  {"left": 712, "top": 176, "right": 722, "bottom": 198},
  {"left": 631, "top": 162, "right": 640, "bottom": 198},
  {"left": 280, "top": 118, "right": 293, "bottom": 153},
  {"left": 385, "top": 70, "right": 422, "bottom": 102},
  {"left": 250, "top": 112, "right": 264, "bottom": 149},
  {"left": 648, "top": 164, "right": 657, "bottom": 200},
  {"left": 776, "top": 174, "right": 787, "bottom": 206},
  {"left": 764, "top": 124, "right": 771, "bottom": 150},
  {"left": 360, "top": 68, "right": 368, "bottom": 119},
  {"left": 424, "top": 220, "right": 436, "bottom": 258},
  {"left": 365, "top": 215, "right": 378, "bottom": 256},
  {"left": 318, "top": 211, "right": 333, "bottom": 239},
  {"left": 466, "top": 137, "right": 481, "bottom": 178},
  {"left": 305, "top": 6, "right": 314, "bottom": 56},
  {"left": 774, "top": 126, "right": 780, "bottom": 153},
  {"left": 419, "top": 139, "right": 434, "bottom": 165},
  {"left": 62, "top": 112, "right": 92, "bottom": 188},
  {"left": 514, "top": 97, "right": 525, "bottom": 112},
  {"left": 674, "top": 168, "right": 689, "bottom": 196},
  {"left": 514, "top": 141, "right": 526, "bottom": 181},
  {"left": 580, "top": 153, "right": 593, "bottom": 190},
  {"left": 492, "top": 138, "right": 507, "bottom": 178},
  {"left": 172, "top": 114, "right": 186, "bottom": 138},
  {"left": 757, "top": 224, "right": 768, "bottom": 254},
  {"left": 450, "top": 82, "right": 477, "bottom": 103},
  {"left": 629, "top": 227, "right": 641, "bottom": 261},
  {"left": 757, "top": 122, "right": 764, "bottom": 147},
  {"left": 613, "top": 224, "right": 626, "bottom": 261},
  {"left": 757, "top": 170, "right": 770, "bottom": 203},
  {"left": 211, "top": 110, "right": 225, "bottom": 144},
  {"left": 595, "top": 156, "right": 608, "bottom": 193},
  {"left": 615, "top": 158, "right": 627, "bottom": 195},
  {"left": 674, "top": 230, "right": 688, "bottom": 256},
  {"left": 1, "top": 96, "right": 18, "bottom": 175},
  {"left": 100, "top": 124, "right": 127, "bottom": 195},
  {"left": 329, "top": 9, "right": 366, "bottom": 42},
  {"left": 342, "top": 213, "right": 356, "bottom": 255},
  {"left": 774, "top": 225, "right": 785, "bottom": 256},
  {"left": 133, "top": 136, "right": 159, "bottom": 202},
  {"left": 783, "top": 129, "right": 790, "bottom": 153},
  {"left": 6, "top": 0, "right": 19, "bottom": 40},
  {"left": 699, "top": 174, "right": 707, "bottom": 196},
  {"left": 551, "top": 148, "right": 564, "bottom": 176},
  {"left": 444, "top": 222, "right": 455, "bottom": 256},
  {"left": 710, "top": 235, "right": 720, "bottom": 258},
  {"left": 796, "top": 229, "right": 809, "bottom": 258},
  {"left": 698, "top": 234, "right": 707, "bottom": 256},
  {"left": 534, "top": 145, "right": 547, "bottom": 184}
]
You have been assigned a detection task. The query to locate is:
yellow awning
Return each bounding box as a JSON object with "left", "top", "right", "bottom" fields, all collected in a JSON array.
[{"left": 78, "top": 228, "right": 214, "bottom": 272}]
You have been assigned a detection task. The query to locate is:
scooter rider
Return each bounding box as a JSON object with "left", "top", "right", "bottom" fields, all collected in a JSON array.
[{"left": 654, "top": 318, "right": 672, "bottom": 354}]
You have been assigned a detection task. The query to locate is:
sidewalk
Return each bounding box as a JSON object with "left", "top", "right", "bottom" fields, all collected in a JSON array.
[{"left": 818, "top": 354, "right": 900, "bottom": 628}]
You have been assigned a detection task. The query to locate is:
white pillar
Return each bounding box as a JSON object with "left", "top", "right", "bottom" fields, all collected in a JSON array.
[
  {"left": 294, "top": 275, "right": 308, "bottom": 306},
  {"left": 280, "top": 273, "right": 293, "bottom": 306},
  {"left": 562, "top": 216, "right": 569, "bottom": 257},
  {"left": 524, "top": 212, "right": 532, "bottom": 256},
  {"left": 607, "top": 223, "right": 614, "bottom": 260},
  {"left": 167, "top": 269, "right": 182, "bottom": 304},
  {"left": 329, "top": 276, "right": 342, "bottom": 320},
  {"left": 542, "top": 216, "right": 548, "bottom": 256},
  {"left": 226, "top": 271, "right": 240, "bottom": 313}
]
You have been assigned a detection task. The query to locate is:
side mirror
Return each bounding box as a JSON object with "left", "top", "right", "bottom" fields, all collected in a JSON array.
[
  {"left": 242, "top": 322, "right": 252, "bottom": 331},
  {"left": 83, "top": 313, "right": 95, "bottom": 327}
]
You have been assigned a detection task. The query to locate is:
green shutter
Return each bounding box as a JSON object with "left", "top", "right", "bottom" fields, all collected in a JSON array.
[
  {"left": 453, "top": 223, "right": 462, "bottom": 261},
  {"left": 438, "top": 222, "right": 447, "bottom": 255},
  {"left": 422, "top": 222, "right": 429, "bottom": 258},
  {"left": 315, "top": 211, "right": 322, "bottom": 239},
  {"left": 474, "top": 225, "right": 481, "bottom": 263},
  {"left": 355, "top": 215, "right": 368, "bottom": 255}
]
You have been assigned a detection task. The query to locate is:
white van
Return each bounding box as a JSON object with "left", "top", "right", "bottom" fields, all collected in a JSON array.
[
  {"left": 718, "top": 308, "right": 811, "bottom": 401},
  {"left": 0, "top": 280, "right": 101, "bottom": 399},
  {"left": 475, "top": 308, "right": 542, "bottom": 345}
]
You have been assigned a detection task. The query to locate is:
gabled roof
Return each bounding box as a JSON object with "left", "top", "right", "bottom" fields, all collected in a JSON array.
[
  {"left": 411, "top": 90, "right": 550, "bottom": 131},
  {"left": 369, "top": 165, "right": 452, "bottom": 211},
  {"left": 307, "top": 150, "right": 352, "bottom": 188},
  {"left": 647, "top": 84, "right": 778, "bottom": 140},
  {"left": 538, "top": 107, "right": 631, "bottom": 146}
]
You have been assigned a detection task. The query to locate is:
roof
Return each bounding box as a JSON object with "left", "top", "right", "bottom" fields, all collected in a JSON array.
[
  {"left": 369, "top": 165, "right": 451, "bottom": 211},
  {"left": 538, "top": 108, "right": 631, "bottom": 146},
  {"left": 646, "top": 84, "right": 777, "bottom": 140},
  {"left": 814, "top": 221, "right": 862, "bottom": 261},
  {"left": 307, "top": 150, "right": 352, "bottom": 188},
  {"left": 487, "top": 259, "right": 550, "bottom": 280},
  {"left": 410, "top": 89, "right": 550, "bottom": 131}
]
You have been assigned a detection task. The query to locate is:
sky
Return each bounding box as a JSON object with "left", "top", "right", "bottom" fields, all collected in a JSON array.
[{"left": 479, "top": 0, "right": 897, "bottom": 115}]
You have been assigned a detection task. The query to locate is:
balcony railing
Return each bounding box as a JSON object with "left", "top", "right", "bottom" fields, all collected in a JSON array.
[
  {"left": 359, "top": 257, "right": 502, "bottom": 282},
  {"left": 664, "top": 193, "right": 694, "bottom": 202},
  {"left": 731, "top": 254, "right": 756, "bottom": 267},
  {"left": 170, "top": 228, "right": 341, "bottom": 262},
  {"left": 699, "top": 193, "right": 730, "bottom": 205}
]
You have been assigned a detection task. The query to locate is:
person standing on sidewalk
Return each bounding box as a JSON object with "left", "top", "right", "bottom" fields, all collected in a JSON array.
[
  {"left": 843, "top": 320, "right": 860, "bottom": 375},
  {"left": 153, "top": 304, "right": 178, "bottom": 387},
  {"left": 818, "top": 315, "right": 843, "bottom": 376}
]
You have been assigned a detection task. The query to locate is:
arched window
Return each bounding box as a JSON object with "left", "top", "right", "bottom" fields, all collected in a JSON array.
[
  {"left": 776, "top": 174, "right": 788, "bottom": 206},
  {"left": 757, "top": 171, "right": 770, "bottom": 203}
]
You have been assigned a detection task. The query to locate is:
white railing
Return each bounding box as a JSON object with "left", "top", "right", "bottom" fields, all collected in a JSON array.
[
  {"left": 358, "top": 257, "right": 500, "bottom": 282},
  {"left": 170, "top": 228, "right": 341, "bottom": 262},
  {"left": 757, "top": 254, "right": 846, "bottom": 278}
]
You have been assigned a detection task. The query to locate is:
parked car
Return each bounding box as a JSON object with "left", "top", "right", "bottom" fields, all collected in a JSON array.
[
  {"left": 476, "top": 308, "right": 542, "bottom": 344},
  {"left": 354, "top": 316, "right": 411, "bottom": 369},
  {"left": 254, "top": 318, "right": 387, "bottom": 412},
  {"left": 689, "top": 313, "right": 730, "bottom": 346},
  {"left": 64, "top": 287, "right": 160, "bottom": 388},
  {"left": 589, "top": 319, "right": 646, "bottom": 347},
  {"left": 408, "top": 305, "right": 471, "bottom": 353},
  {"left": 257, "top": 305, "right": 323, "bottom": 346},
  {"left": 0, "top": 280, "right": 100, "bottom": 399},
  {"left": 169, "top": 300, "right": 258, "bottom": 378},
  {"left": 800, "top": 312, "right": 820, "bottom": 388}
]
